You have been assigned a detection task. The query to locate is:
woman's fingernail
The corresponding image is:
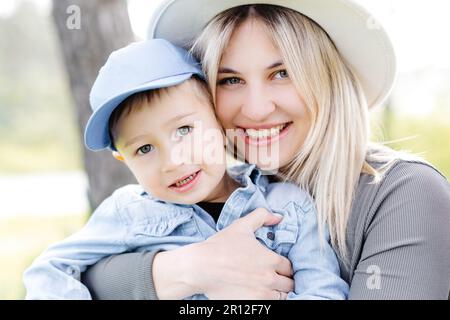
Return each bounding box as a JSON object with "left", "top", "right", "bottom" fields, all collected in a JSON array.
[{"left": 273, "top": 213, "right": 283, "bottom": 219}]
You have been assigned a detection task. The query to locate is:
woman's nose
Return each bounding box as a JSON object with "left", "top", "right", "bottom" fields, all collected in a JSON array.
[{"left": 240, "top": 84, "right": 275, "bottom": 122}]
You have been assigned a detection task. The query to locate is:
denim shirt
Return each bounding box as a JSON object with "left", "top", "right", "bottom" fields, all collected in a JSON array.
[{"left": 24, "top": 164, "right": 348, "bottom": 300}]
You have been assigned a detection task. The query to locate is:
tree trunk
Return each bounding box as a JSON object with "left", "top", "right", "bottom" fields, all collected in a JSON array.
[{"left": 51, "top": 0, "right": 136, "bottom": 211}]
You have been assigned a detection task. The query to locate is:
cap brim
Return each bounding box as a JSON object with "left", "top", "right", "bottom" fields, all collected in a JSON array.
[
  {"left": 85, "top": 73, "right": 195, "bottom": 151},
  {"left": 148, "top": 0, "right": 396, "bottom": 108}
]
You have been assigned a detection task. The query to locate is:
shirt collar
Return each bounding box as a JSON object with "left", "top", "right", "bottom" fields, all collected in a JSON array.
[{"left": 227, "top": 163, "right": 269, "bottom": 190}]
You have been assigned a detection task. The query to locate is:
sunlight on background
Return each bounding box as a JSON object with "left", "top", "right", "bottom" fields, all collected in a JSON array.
[{"left": 0, "top": 0, "right": 449, "bottom": 299}]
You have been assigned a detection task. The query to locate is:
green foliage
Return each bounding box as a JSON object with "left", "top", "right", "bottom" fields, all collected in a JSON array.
[{"left": 371, "top": 109, "right": 450, "bottom": 178}]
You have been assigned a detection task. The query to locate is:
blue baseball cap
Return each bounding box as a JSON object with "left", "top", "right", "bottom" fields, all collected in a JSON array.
[{"left": 84, "top": 39, "right": 205, "bottom": 151}]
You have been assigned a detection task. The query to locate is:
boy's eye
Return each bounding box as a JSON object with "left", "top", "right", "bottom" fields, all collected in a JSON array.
[
  {"left": 218, "top": 77, "right": 243, "bottom": 86},
  {"left": 175, "top": 126, "right": 193, "bottom": 137},
  {"left": 137, "top": 144, "right": 153, "bottom": 155},
  {"left": 273, "top": 69, "right": 289, "bottom": 79}
]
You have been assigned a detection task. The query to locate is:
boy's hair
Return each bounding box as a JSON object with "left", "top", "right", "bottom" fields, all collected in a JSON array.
[{"left": 108, "top": 76, "right": 212, "bottom": 150}]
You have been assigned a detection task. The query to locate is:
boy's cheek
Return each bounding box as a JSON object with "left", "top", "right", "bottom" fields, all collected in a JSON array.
[
  {"left": 137, "top": 175, "right": 159, "bottom": 194},
  {"left": 127, "top": 163, "right": 154, "bottom": 186},
  {"left": 204, "top": 145, "right": 226, "bottom": 166},
  {"left": 197, "top": 130, "right": 227, "bottom": 166}
]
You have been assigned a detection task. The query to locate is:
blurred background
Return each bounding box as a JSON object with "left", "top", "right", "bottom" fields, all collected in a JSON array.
[{"left": 0, "top": 0, "right": 449, "bottom": 299}]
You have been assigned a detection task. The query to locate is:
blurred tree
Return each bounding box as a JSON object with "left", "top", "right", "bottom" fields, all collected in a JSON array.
[{"left": 51, "top": 0, "right": 136, "bottom": 211}]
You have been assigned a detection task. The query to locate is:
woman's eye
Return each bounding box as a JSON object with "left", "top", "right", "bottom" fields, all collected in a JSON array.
[
  {"left": 274, "top": 69, "right": 289, "bottom": 79},
  {"left": 137, "top": 144, "right": 153, "bottom": 155},
  {"left": 176, "top": 126, "right": 193, "bottom": 137},
  {"left": 218, "top": 77, "right": 243, "bottom": 86}
]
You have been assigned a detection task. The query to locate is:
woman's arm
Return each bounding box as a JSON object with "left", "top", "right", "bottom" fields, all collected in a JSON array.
[
  {"left": 82, "top": 251, "right": 159, "bottom": 300},
  {"left": 82, "top": 208, "right": 295, "bottom": 300},
  {"left": 348, "top": 161, "right": 450, "bottom": 299}
]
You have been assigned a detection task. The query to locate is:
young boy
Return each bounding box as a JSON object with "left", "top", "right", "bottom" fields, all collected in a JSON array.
[{"left": 23, "top": 39, "right": 348, "bottom": 300}]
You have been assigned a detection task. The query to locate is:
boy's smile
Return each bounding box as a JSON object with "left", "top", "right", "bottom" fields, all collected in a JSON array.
[
  {"left": 113, "top": 80, "right": 239, "bottom": 205},
  {"left": 169, "top": 169, "right": 202, "bottom": 193}
]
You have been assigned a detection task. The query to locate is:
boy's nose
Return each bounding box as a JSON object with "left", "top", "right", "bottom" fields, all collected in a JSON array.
[
  {"left": 160, "top": 145, "right": 188, "bottom": 173},
  {"left": 161, "top": 161, "right": 179, "bottom": 173},
  {"left": 161, "top": 154, "right": 181, "bottom": 173}
]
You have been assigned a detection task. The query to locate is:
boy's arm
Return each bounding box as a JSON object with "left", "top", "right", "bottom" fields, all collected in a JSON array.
[
  {"left": 286, "top": 198, "right": 349, "bottom": 300},
  {"left": 23, "top": 192, "right": 130, "bottom": 300}
]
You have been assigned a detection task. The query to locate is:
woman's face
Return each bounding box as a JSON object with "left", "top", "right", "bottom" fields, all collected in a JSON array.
[{"left": 215, "top": 19, "right": 311, "bottom": 170}]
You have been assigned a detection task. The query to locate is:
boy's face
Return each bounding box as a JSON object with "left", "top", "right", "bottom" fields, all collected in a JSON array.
[{"left": 114, "top": 81, "right": 229, "bottom": 204}]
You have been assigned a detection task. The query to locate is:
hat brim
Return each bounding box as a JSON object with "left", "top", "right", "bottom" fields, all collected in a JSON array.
[
  {"left": 85, "top": 72, "right": 196, "bottom": 151},
  {"left": 148, "top": 0, "right": 396, "bottom": 108}
]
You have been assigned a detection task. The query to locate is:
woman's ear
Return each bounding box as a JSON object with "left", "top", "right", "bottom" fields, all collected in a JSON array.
[{"left": 112, "top": 151, "right": 125, "bottom": 162}]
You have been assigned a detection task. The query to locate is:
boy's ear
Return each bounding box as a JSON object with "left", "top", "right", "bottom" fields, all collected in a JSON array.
[{"left": 112, "top": 151, "right": 125, "bottom": 162}]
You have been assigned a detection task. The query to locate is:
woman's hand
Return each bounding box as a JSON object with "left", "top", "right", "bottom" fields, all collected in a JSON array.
[{"left": 153, "top": 208, "right": 294, "bottom": 300}]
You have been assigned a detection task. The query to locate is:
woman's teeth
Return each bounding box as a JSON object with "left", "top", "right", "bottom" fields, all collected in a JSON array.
[
  {"left": 175, "top": 172, "right": 197, "bottom": 187},
  {"left": 245, "top": 124, "right": 287, "bottom": 139}
]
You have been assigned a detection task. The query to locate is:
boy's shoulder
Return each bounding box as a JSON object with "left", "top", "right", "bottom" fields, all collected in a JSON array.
[
  {"left": 107, "top": 184, "right": 190, "bottom": 222},
  {"left": 109, "top": 184, "right": 165, "bottom": 209},
  {"left": 111, "top": 184, "right": 147, "bottom": 200}
]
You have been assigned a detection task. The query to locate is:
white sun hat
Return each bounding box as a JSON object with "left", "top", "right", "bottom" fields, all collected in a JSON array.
[{"left": 147, "top": 0, "right": 397, "bottom": 108}]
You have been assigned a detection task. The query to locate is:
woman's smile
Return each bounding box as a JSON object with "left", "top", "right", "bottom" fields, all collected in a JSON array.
[{"left": 237, "top": 122, "right": 293, "bottom": 146}]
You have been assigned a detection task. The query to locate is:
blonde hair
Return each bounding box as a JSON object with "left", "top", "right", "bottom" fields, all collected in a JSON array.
[{"left": 191, "top": 4, "right": 400, "bottom": 260}]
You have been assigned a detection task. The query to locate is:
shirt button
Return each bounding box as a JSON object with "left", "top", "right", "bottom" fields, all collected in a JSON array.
[{"left": 267, "top": 231, "right": 275, "bottom": 240}]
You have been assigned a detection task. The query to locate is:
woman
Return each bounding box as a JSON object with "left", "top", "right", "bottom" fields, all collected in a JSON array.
[{"left": 82, "top": 0, "right": 450, "bottom": 299}]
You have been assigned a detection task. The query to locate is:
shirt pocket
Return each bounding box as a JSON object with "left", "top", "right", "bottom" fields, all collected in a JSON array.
[
  {"left": 131, "top": 210, "right": 199, "bottom": 239},
  {"left": 254, "top": 219, "right": 298, "bottom": 257}
]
